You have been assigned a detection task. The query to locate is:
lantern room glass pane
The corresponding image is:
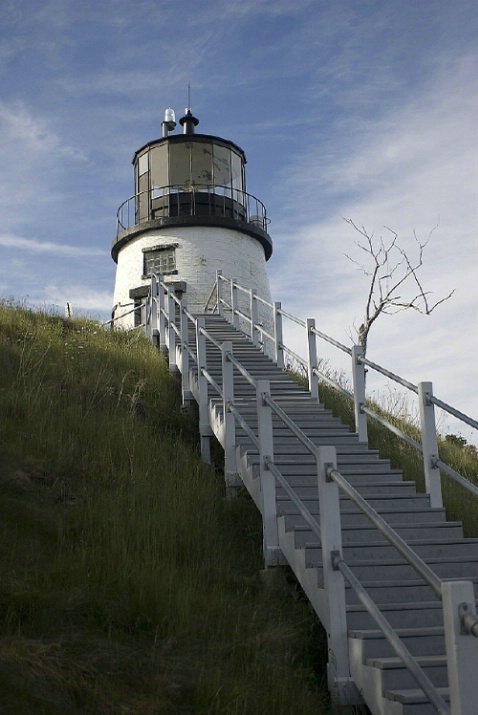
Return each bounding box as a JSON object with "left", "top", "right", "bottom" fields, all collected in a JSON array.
[
  {"left": 212, "top": 144, "right": 231, "bottom": 189},
  {"left": 191, "top": 142, "right": 213, "bottom": 187},
  {"left": 231, "top": 151, "right": 243, "bottom": 190},
  {"left": 137, "top": 172, "right": 150, "bottom": 222},
  {"left": 138, "top": 152, "right": 149, "bottom": 176},
  {"left": 169, "top": 142, "right": 192, "bottom": 188},
  {"left": 150, "top": 143, "right": 168, "bottom": 190},
  {"left": 231, "top": 150, "right": 244, "bottom": 205}
]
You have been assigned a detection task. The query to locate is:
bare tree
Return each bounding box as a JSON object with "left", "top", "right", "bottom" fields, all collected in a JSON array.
[{"left": 344, "top": 218, "right": 455, "bottom": 356}]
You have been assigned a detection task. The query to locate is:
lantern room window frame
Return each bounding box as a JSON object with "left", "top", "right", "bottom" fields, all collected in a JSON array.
[{"left": 134, "top": 135, "right": 247, "bottom": 206}]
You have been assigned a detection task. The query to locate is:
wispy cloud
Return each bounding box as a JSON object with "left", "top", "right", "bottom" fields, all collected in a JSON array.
[
  {"left": 0, "top": 100, "right": 86, "bottom": 159},
  {"left": 0, "top": 233, "right": 105, "bottom": 256},
  {"left": 42, "top": 283, "right": 112, "bottom": 314},
  {"left": 0, "top": 100, "right": 92, "bottom": 237}
]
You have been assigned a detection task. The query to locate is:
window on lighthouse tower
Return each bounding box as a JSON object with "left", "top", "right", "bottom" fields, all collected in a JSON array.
[{"left": 142, "top": 245, "right": 177, "bottom": 277}]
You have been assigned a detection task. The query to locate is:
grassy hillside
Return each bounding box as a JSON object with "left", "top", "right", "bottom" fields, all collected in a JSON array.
[{"left": 0, "top": 304, "right": 329, "bottom": 715}]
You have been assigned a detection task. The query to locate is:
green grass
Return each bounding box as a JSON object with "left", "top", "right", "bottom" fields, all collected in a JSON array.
[{"left": 0, "top": 304, "right": 330, "bottom": 715}]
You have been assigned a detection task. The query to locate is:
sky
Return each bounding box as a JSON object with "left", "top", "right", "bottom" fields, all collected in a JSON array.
[{"left": 0, "top": 0, "right": 476, "bottom": 442}]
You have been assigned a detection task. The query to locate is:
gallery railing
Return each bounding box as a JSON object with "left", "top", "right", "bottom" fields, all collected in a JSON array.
[{"left": 116, "top": 184, "right": 270, "bottom": 234}]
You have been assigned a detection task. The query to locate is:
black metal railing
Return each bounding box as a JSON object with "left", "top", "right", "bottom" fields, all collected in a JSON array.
[{"left": 116, "top": 184, "right": 270, "bottom": 235}]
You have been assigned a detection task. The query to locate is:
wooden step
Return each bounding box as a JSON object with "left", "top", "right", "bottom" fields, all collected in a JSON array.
[
  {"left": 365, "top": 654, "right": 448, "bottom": 690},
  {"left": 302, "top": 537, "right": 478, "bottom": 563},
  {"left": 313, "top": 556, "right": 478, "bottom": 581},
  {"left": 349, "top": 626, "right": 446, "bottom": 659},
  {"left": 346, "top": 601, "right": 446, "bottom": 630},
  {"left": 278, "top": 493, "right": 431, "bottom": 512},
  {"left": 382, "top": 687, "right": 450, "bottom": 715},
  {"left": 290, "top": 521, "right": 465, "bottom": 546},
  {"left": 282, "top": 507, "right": 448, "bottom": 529},
  {"left": 277, "top": 482, "right": 418, "bottom": 498}
]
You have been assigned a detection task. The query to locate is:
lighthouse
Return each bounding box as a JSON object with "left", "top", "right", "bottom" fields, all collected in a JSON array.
[{"left": 111, "top": 107, "right": 273, "bottom": 327}]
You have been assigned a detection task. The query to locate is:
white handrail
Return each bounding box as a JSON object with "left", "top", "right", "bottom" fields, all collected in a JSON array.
[
  {"left": 431, "top": 396, "right": 478, "bottom": 431},
  {"left": 360, "top": 354, "right": 418, "bottom": 393},
  {"left": 102, "top": 302, "right": 145, "bottom": 326}
]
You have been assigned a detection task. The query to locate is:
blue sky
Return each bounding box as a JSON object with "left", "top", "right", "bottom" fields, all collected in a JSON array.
[{"left": 1, "top": 0, "right": 477, "bottom": 440}]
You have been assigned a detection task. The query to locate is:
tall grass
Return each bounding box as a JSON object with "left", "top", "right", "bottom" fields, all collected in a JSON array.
[{"left": 0, "top": 303, "right": 332, "bottom": 714}]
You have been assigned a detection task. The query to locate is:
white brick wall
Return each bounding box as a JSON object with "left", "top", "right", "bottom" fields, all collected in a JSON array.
[{"left": 112, "top": 226, "right": 273, "bottom": 331}]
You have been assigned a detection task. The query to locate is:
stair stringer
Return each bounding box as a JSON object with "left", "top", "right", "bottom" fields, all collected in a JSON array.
[{"left": 277, "top": 515, "right": 327, "bottom": 620}]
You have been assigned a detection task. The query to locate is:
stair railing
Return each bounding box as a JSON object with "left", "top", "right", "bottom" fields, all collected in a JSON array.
[
  {"left": 146, "top": 275, "right": 478, "bottom": 714},
  {"left": 254, "top": 388, "right": 477, "bottom": 714},
  {"left": 225, "top": 345, "right": 475, "bottom": 712},
  {"left": 210, "top": 275, "right": 478, "bottom": 511},
  {"left": 243, "top": 368, "right": 478, "bottom": 712},
  {"left": 216, "top": 273, "right": 284, "bottom": 365},
  {"left": 322, "top": 460, "right": 478, "bottom": 715},
  {"left": 203, "top": 278, "right": 218, "bottom": 314},
  {"left": 103, "top": 301, "right": 147, "bottom": 328}
]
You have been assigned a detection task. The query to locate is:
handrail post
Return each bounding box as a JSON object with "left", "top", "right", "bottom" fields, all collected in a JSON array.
[
  {"left": 256, "top": 380, "right": 281, "bottom": 566},
  {"left": 250, "top": 289, "right": 259, "bottom": 347},
  {"left": 216, "top": 270, "right": 223, "bottom": 317},
  {"left": 158, "top": 275, "right": 167, "bottom": 355},
  {"left": 418, "top": 381, "right": 442, "bottom": 509},
  {"left": 222, "top": 342, "right": 241, "bottom": 495},
  {"left": 144, "top": 277, "right": 152, "bottom": 340},
  {"left": 306, "top": 318, "right": 319, "bottom": 401},
  {"left": 317, "top": 446, "right": 358, "bottom": 707},
  {"left": 180, "top": 297, "right": 192, "bottom": 405},
  {"left": 352, "top": 345, "right": 368, "bottom": 443},
  {"left": 150, "top": 274, "right": 160, "bottom": 348},
  {"left": 231, "top": 278, "right": 240, "bottom": 329},
  {"left": 258, "top": 321, "right": 265, "bottom": 354},
  {"left": 167, "top": 289, "right": 177, "bottom": 372},
  {"left": 273, "top": 302, "right": 284, "bottom": 370},
  {"left": 442, "top": 580, "right": 478, "bottom": 715},
  {"left": 196, "top": 317, "right": 212, "bottom": 463}
]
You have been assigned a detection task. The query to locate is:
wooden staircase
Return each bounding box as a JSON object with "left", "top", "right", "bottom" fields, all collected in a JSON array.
[{"left": 173, "top": 312, "right": 478, "bottom": 714}]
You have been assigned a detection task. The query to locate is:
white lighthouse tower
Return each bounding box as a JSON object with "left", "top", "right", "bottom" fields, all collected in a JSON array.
[{"left": 111, "top": 107, "right": 273, "bottom": 327}]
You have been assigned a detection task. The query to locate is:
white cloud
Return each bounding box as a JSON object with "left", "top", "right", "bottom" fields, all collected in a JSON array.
[
  {"left": 41, "top": 283, "right": 112, "bottom": 315},
  {"left": 0, "top": 100, "right": 89, "bottom": 224},
  {"left": 0, "top": 233, "right": 105, "bottom": 256},
  {"left": 0, "top": 100, "right": 86, "bottom": 159}
]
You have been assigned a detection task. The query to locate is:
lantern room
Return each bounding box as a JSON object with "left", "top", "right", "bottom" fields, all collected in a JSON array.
[
  {"left": 134, "top": 133, "right": 246, "bottom": 224},
  {"left": 112, "top": 109, "right": 272, "bottom": 262}
]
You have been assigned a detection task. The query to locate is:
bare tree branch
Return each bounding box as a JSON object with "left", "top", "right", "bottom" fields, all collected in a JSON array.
[{"left": 343, "top": 218, "right": 455, "bottom": 356}]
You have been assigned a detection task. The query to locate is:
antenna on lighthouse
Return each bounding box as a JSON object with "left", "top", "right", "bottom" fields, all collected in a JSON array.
[{"left": 179, "top": 84, "right": 199, "bottom": 135}]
